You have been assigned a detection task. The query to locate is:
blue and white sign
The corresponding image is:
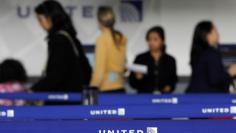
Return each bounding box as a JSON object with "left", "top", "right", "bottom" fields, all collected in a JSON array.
[
  {"left": 0, "top": 104, "right": 236, "bottom": 120},
  {"left": 0, "top": 120, "right": 236, "bottom": 133}
]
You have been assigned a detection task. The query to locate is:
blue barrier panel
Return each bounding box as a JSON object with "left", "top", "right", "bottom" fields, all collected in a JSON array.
[
  {"left": 1, "top": 93, "right": 236, "bottom": 105},
  {"left": 0, "top": 120, "right": 235, "bottom": 133},
  {"left": 0, "top": 104, "right": 236, "bottom": 120},
  {"left": 98, "top": 94, "right": 236, "bottom": 105},
  {"left": 0, "top": 93, "right": 81, "bottom": 101}
]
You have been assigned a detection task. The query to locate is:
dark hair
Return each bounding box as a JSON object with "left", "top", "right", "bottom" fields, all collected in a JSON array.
[
  {"left": 97, "top": 6, "right": 123, "bottom": 48},
  {"left": 146, "top": 26, "right": 166, "bottom": 52},
  {"left": 190, "top": 21, "right": 214, "bottom": 66},
  {"left": 0, "top": 59, "right": 27, "bottom": 83},
  {"left": 35, "top": 0, "right": 77, "bottom": 37}
]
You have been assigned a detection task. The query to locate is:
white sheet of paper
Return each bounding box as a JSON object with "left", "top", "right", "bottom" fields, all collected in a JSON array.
[{"left": 126, "top": 64, "right": 148, "bottom": 74}]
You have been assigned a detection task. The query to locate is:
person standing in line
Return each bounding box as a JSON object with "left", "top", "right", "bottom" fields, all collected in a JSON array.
[
  {"left": 32, "top": 0, "right": 91, "bottom": 93},
  {"left": 90, "top": 6, "right": 127, "bottom": 93},
  {"left": 129, "top": 26, "right": 178, "bottom": 93},
  {"left": 187, "top": 21, "right": 236, "bottom": 93}
]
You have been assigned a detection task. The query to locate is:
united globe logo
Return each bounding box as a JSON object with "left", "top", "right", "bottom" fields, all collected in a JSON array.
[
  {"left": 201, "top": 106, "right": 236, "bottom": 114},
  {"left": 98, "top": 127, "right": 158, "bottom": 133},
  {"left": 0, "top": 110, "right": 14, "bottom": 118},
  {"left": 120, "top": 0, "right": 143, "bottom": 22},
  {"left": 152, "top": 97, "right": 178, "bottom": 104},
  {"left": 90, "top": 108, "right": 126, "bottom": 116},
  {"left": 147, "top": 127, "right": 158, "bottom": 133}
]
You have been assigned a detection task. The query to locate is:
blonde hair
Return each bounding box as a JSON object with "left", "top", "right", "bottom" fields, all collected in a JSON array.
[{"left": 97, "top": 6, "right": 123, "bottom": 48}]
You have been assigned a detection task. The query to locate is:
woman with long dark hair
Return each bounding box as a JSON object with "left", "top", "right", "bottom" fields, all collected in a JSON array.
[
  {"left": 32, "top": 1, "right": 91, "bottom": 93},
  {"left": 90, "top": 6, "right": 127, "bottom": 92},
  {"left": 187, "top": 21, "right": 236, "bottom": 93},
  {"left": 129, "top": 26, "right": 178, "bottom": 93}
]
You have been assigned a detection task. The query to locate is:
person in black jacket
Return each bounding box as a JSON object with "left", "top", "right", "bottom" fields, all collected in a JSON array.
[
  {"left": 187, "top": 21, "right": 236, "bottom": 93},
  {"left": 129, "top": 26, "right": 178, "bottom": 93},
  {"left": 32, "top": 1, "right": 91, "bottom": 93}
]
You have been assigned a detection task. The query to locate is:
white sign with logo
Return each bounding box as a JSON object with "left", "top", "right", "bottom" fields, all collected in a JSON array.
[{"left": 99, "top": 127, "right": 158, "bottom": 133}]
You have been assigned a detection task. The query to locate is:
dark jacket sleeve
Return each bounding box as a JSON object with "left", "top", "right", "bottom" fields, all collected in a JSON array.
[
  {"left": 160, "top": 57, "right": 178, "bottom": 92},
  {"left": 32, "top": 35, "right": 70, "bottom": 92},
  {"left": 129, "top": 55, "right": 147, "bottom": 90},
  {"left": 206, "top": 51, "right": 231, "bottom": 92}
]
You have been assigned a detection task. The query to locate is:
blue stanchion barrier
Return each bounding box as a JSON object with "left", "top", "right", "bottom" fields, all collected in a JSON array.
[
  {"left": 0, "top": 120, "right": 236, "bottom": 133},
  {"left": 0, "top": 104, "right": 236, "bottom": 120},
  {"left": 0, "top": 93, "right": 81, "bottom": 101},
  {"left": 98, "top": 94, "right": 236, "bottom": 105},
  {"left": 1, "top": 93, "right": 236, "bottom": 105}
]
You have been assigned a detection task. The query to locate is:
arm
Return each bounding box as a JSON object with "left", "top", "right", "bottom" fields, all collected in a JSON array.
[
  {"left": 207, "top": 52, "right": 231, "bottom": 91},
  {"left": 90, "top": 38, "right": 107, "bottom": 88},
  {"left": 161, "top": 58, "right": 178, "bottom": 93},
  {"left": 129, "top": 56, "right": 145, "bottom": 90},
  {"left": 32, "top": 35, "right": 70, "bottom": 92}
]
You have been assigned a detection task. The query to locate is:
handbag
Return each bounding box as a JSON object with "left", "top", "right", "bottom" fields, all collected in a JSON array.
[{"left": 58, "top": 30, "right": 92, "bottom": 86}]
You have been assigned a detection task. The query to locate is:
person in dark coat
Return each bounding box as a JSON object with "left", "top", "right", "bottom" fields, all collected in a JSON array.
[
  {"left": 32, "top": 1, "right": 91, "bottom": 93},
  {"left": 187, "top": 21, "right": 236, "bottom": 93},
  {"left": 129, "top": 26, "right": 178, "bottom": 93}
]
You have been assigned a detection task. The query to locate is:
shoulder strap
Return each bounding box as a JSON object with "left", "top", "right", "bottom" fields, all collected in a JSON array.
[{"left": 57, "top": 30, "right": 80, "bottom": 57}]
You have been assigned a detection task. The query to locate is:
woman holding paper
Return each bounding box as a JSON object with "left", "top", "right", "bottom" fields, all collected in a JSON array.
[
  {"left": 90, "top": 7, "right": 127, "bottom": 92},
  {"left": 129, "top": 26, "right": 178, "bottom": 93}
]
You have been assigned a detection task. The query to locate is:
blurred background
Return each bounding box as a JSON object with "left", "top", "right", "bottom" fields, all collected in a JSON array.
[{"left": 0, "top": 0, "right": 236, "bottom": 92}]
